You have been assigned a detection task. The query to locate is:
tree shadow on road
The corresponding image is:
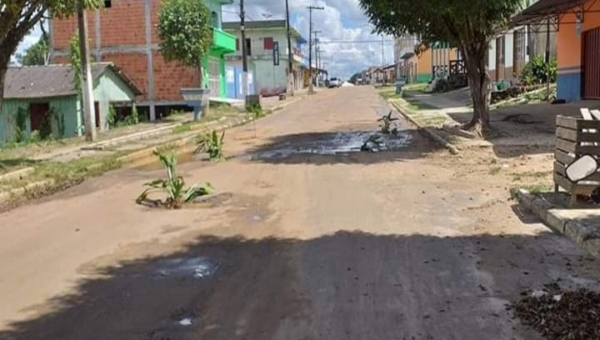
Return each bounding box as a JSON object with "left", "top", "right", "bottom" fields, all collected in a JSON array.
[
  {"left": 244, "top": 129, "right": 440, "bottom": 165},
  {"left": 2, "top": 230, "right": 600, "bottom": 340}
]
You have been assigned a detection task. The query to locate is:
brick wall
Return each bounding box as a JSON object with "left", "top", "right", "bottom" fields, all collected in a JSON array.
[{"left": 51, "top": 0, "right": 198, "bottom": 104}]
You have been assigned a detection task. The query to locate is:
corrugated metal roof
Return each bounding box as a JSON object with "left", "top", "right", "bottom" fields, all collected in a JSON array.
[
  {"left": 512, "top": 0, "right": 585, "bottom": 25},
  {"left": 3, "top": 62, "right": 141, "bottom": 99}
]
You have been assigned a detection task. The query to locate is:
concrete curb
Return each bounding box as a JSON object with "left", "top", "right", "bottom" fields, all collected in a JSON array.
[
  {"left": 389, "top": 100, "right": 460, "bottom": 155},
  {"left": 0, "top": 167, "right": 35, "bottom": 182},
  {"left": 81, "top": 123, "right": 179, "bottom": 151},
  {"left": 515, "top": 189, "right": 600, "bottom": 259}
]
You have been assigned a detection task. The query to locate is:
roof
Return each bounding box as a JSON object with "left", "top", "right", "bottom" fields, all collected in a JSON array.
[
  {"left": 222, "top": 20, "right": 306, "bottom": 43},
  {"left": 4, "top": 63, "right": 142, "bottom": 99},
  {"left": 511, "top": 0, "right": 584, "bottom": 26}
]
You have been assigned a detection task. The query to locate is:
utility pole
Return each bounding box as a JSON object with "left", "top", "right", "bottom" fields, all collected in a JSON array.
[
  {"left": 307, "top": 5, "right": 324, "bottom": 94},
  {"left": 381, "top": 35, "right": 385, "bottom": 67},
  {"left": 285, "top": 0, "right": 294, "bottom": 96},
  {"left": 77, "top": 0, "right": 96, "bottom": 141},
  {"left": 240, "top": 0, "right": 249, "bottom": 104},
  {"left": 313, "top": 30, "right": 321, "bottom": 86}
]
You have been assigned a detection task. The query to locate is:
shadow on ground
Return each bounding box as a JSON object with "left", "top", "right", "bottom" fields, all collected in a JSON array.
[
  {"left": 2, "top": 230, "right": 600, "bottom": 340},
  {"left": 245, "top": 129, "right": 438, "bottom": 165}
]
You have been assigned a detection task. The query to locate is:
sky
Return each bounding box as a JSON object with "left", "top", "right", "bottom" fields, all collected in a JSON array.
[{"left": 14, "top": 0, "right": 395, "bottom": 79}]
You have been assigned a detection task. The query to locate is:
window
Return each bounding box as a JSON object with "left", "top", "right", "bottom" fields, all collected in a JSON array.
[
  {"left": 211, "top": 11, "right": 219, "bottom": 28},
  {"left": 246, "top": 38, "right": 252, "bottom": 55},
  {"left": 236, "top": 38, "right": 240, "bottom": 51},
  {"left": 263, "top": 37, "right": 274, "bottom": 50}
]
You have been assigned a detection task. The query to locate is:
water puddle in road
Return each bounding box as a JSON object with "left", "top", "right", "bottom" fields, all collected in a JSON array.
[
  {"left": 251, "top": 131, "right": 412, "bottom": 160},
  {"left": 155, "top": 256, "right": 219, "bottom": 279}
]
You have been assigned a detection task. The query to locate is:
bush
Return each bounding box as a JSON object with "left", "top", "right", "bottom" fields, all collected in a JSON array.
[{"left": 520, "top": 55, "right": 557, "bottom": 85}]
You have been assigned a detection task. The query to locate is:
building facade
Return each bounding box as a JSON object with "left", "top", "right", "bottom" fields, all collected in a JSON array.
[
  {"left": 49, "top": 0, "right": 236, "bottom": 120},
  {"left": 222, "top": 20, "right": 308, "bottom": 98}
]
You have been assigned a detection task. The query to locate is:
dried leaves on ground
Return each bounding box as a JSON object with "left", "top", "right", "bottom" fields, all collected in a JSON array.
[{"left": 513, "top": 283, "right": 600, "bottom": 340}]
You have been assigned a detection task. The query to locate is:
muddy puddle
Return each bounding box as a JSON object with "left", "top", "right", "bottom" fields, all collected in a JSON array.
[
  {"left": 155, "top": 256, "right": 219, "bottom": 279},
  {"left": 251, "top": 131, "right": 412, "bottom": 160}
]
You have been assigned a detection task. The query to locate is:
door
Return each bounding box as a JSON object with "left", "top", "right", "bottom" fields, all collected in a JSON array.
[
  {"left": 29, "top": 103, "right": 49, "bottom": 131},
  {"left": 496, "top": 36, "right": 506, "bottom": 81},
  {"left": 583, "top": 27, "right": 600, "bottom": 99}
]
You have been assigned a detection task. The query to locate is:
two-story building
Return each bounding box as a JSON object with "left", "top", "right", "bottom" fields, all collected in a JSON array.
[
  {"left": 49, "top": 0, "right": 236, "bottom": 120},
  {"left": 222, "top": 20, "right": 308, "bottom": 98}
]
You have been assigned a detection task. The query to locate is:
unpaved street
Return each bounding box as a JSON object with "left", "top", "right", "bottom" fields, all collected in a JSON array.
[{"left": 1, "top": 86, "right": 600, "bottom": 340}]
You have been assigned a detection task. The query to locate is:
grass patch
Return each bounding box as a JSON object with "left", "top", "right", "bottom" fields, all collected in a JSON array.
[
  {"left": 512, "top": 170, "right": 552, "bottom": 182},
  {"left": 402, "top": 83, "right": 428, "bottom": 92},
  {"left": 378, "top": 89, "right": 402, "bottom": 100},
  {"left": 172, "top": 123, "right": 192, "bottom": 134},
  {"left": 406, "top": 99, "right": 438, "bottom": 110},
  {"left": 490, "top": 166, "right": 502, "bottom": 175},
  {"left": 510, "top": 183, "right": 552, "bottom": 196}
]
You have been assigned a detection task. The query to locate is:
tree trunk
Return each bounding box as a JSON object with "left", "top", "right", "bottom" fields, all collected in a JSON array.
[
  {"left": 0, "top": 58, "right": 8, "bottom": 113},
  {"left": 461, "top": 44, "right": 492, "bottom": 138}
]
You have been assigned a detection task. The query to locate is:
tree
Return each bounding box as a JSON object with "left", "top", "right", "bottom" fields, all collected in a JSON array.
[
  {"left": 16, "top": 21, "right": 50, "bottom": 66},
  {"left": 349, "top": 72, "right": 362, "bottom": 84},
  {"left": 358, "top": 0, "right": 523, "bottom": 136},
  {"left": 157, "top": 0, "right": 213, "bottom": 87},
  {"left": 0, "top": 0, "right": 101, "bottom": 110}
]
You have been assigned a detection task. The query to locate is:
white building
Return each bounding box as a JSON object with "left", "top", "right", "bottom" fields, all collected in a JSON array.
[{"left": 222, "top": 20, "right": 309, "bottom": 98}]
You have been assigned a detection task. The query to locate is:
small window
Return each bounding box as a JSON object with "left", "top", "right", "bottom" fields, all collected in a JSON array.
[
  {"left": 236, "top": 38, "right": 240, "bottom": 51},
  {"left": 211, "top": 11, "right": 219, "bottom": 28},
  {"left": 264, "top": 37, "right": 274, "bottom": 50},
  {"left": 246, "top": 38, "right": 252, "bottom": 56}
]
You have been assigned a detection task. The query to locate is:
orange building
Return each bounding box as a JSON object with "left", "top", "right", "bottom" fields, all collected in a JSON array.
[{"left": 514, "top": 0, "right": 600, "bottom": 101}]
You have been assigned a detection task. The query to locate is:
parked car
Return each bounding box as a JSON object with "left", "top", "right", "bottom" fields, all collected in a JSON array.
[{"left": 328, "top": 78, "right": 341, "bottom": 88}]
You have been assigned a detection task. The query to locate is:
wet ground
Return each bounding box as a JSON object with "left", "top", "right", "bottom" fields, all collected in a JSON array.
[{"left": 1, "top": 87, "right": 600, "bottom": 340}]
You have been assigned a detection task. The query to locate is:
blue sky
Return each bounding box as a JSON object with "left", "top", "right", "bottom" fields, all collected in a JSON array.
[{"left": 14, "top": 0, "right": 394, "bottom": 79}]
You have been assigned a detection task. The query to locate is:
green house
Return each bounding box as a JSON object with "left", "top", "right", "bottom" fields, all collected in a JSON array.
[
  {"left": 203, "top": 0, "right": 237, "bottom": 98},
  {"left": 0, "top": 63, "right": 141, "bottom": 142}
]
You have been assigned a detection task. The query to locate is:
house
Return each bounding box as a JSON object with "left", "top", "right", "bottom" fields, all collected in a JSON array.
[
  {"left": 382, "top": 64, "right": 396, "bottom": 84},
  {"left": 490, "top": 0, "right": 557, "bottom": 85},
  {"left": 49, "top": 0, "right": 236, "bottom": 120},
  {"left": 0, "top": 63, "right": 141, "bottom": 142},
  {"left": 393, "top": 41, "right": 459, "bottom": 83},
  {"left": 222, "top": 20, "right": 308, "bottom": 98},
  {"left": 512, "top": 0, "right": 600, "bottom": 101}
]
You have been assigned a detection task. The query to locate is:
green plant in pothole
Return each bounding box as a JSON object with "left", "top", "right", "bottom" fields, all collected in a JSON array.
[
  {"left": 361, "top": 135, "right": 384, "bottom": 152},
  {"left": 195, "top": 130, "right": 225, "bottom": 161},
  {"left": 136, "top": 151, "right": 212, "bottom": 209},
  {"left": 378, "top": 111, "right": 399, "bottom": 135},
  {"left": 247, "top": 102, "right": 264, "bottom": 118}
]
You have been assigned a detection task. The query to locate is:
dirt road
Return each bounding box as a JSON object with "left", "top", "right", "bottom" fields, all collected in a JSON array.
[{"left": 1, "top": 86, "right": 599, "bottom": 340}]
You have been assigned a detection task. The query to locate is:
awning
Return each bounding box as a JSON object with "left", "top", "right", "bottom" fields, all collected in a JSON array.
[
  {"left": 400, "top": 52, "right": 415, "bottom": 60},
  {"left": 511, "top": 0, "right": 585, "bottom": 26}
]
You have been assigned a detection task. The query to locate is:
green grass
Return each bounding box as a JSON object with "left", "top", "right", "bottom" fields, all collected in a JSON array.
[
  {"left": 518, "top": 183, "right": 551, "bottom": 195},
  {"left": 172, "top": 123, "right": 192, "bottom": 134},
  {"left": 512, "top": 170, "right": 552, "bottom": 182},
  {"left": 406, "top": 100, "right": 439, "bottom": 110},
  {"left": 378, "top": 89, "right": 402, "bottom": 100},
  {"left": 402, "top": 83, "right": 428, "bottom": 92},
  {"left": 489, "top": 166, "right": 502, "bottom": 175}
]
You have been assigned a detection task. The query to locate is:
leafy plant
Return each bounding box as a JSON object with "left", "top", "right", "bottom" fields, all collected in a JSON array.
[
  {"left": 107, "top": 105, "right": 117, "bottom": 128},
  {"left": 378, "top": 111, "right": 399, "bottom": 135},
  {"left": 39, "top": 108, "right": 55, "bottom": 140},
  {"left": 247, "top": 102, "right": 263, "bottom": 118},
  {"left": 69, "top": 32, "right": 82, "bottom": 94},
  {"left": 520, "top": 55, "right": 557, "bottom": 85},
  {"left": 136, "top": 151, "right": 212, "bottom": 209},
  {"left": 196, "top": 130, "right": 225, "bottom": 161},
  {"left": 14, "top": 107, "right": 28, "bottom": 143},
  {"left": 157, "top": 0, "right": 212, "bottom": 87},
  {"left": 122, "top": 105, "right": 140, "bottom": 126}
]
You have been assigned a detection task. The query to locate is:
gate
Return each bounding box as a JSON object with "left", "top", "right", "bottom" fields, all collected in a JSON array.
[
  {"left": 583, "top": 27, "right": 600, "bottom": 99},
  {"left": 207, "top": 57, "right": 221, "bottom": 97}
]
